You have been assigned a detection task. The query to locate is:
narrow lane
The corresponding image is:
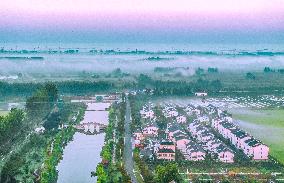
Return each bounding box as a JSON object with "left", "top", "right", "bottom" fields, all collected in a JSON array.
[{"left": 124, "top": 97, "right": 138, "bottom": 183}]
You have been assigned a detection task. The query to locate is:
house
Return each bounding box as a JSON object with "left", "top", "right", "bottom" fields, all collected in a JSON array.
[
  {"left": 140, "top": 110, "right": 155, "bottom": 119},
  {"left": 143, "top": 125, "right": 158, "bottom": 136},
  {"left": 156, "top": 140, "right": 176, "bottom": 161},
  {"left": 197, "top": 116, "right": 209, "bottom": 123},
  {"left": 133, "top": 129, "right": 144, "bottom": 140},
  {"left": 166, "top": 125, "right": 184, "bottom": 140},
  {"left": 195, "top": 92, "right": 208, "bottom": 97},
  {"left": 159, "top": 141, "right": 175, "bottom": 151},
  {"left": 156, "top": 148, "right": 175, "bottom": 161},
  {"left": 175, "top": 135, "right": 190, "bottom": 150},
  {"left": 230, "top": 129, "right": 250, "bottom": 149},
  {"left": 182, "top": 142, "right": 206, "bottom": 161},
  {"left": 243, "top": 138, "right": 269, "bottom": 160},
  {"left": 216, "top": 145, "right": 234, "bottom": 163},
  {"left": 35, "top": 126, "right": 45, "bottom": 134},
  {"left": 176, "top": 115, "right": 187, "bottom": 123},
  {"left": 211, "top": 112, "right": 270, "bottom": 161}
]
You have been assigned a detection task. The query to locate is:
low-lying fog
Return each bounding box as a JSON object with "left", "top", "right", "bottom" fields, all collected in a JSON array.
[{"left": 1, "top": 53, "right": 284, "bottom": 76}]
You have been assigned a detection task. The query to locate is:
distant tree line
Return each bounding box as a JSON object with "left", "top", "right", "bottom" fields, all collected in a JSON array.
[
  {"left": 264, "top": 67, "right": 284, "bottom": 74},
  {"left": 0, "top": 81, "right": 114, "bottom": 98},
  {"left": 136, "top": 74, "right": 222, "bottom": 95}
]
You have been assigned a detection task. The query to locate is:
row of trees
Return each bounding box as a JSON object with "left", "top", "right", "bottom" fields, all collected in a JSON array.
[
  {"left": 40, "top": 127, "right": 76, "bottom": 183},
  {"left": 264, "top": 67, "right": 284, "bottom": 74},
  {"left": 95, "top": 103, "right": 131, "bottom": 183},
  {"left": 137, "top": 74, "right": 222, "bottom": 95},
  {"left": 0, "top": 81, "right": 113, "bottom": 99},
  {"left": 0, "top": 133, "right": 47, "bottom": 183}
]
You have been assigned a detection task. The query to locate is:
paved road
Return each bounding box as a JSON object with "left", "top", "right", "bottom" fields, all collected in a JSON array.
[{"left": 124, "top": 97, "right": 138, "bottom": 183}]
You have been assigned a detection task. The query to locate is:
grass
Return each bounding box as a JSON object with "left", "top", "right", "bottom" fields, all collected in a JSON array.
[
  {"left": 0, "top": 110, "right": 9, "bottom": 116},
  {"left": 230, "top": 108, "right": 284, "bottom": 165},
  {"left": 231, "top": 109, "right": 284, "bottom": 127}
]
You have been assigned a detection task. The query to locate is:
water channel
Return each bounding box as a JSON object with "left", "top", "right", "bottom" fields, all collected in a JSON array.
[{"left": 57, "top": 102, "right": 110, "bottom": 183}]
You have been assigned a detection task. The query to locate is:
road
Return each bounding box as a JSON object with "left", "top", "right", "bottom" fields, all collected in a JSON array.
[{"left": 124, "top": 97, "right": 138, "bottom": 183}]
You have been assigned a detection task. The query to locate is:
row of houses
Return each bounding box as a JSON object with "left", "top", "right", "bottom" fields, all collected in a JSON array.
[
  {"left": 135, "top": 102, "right": 270, "bottom": 163},
  {"left": 140, "top": 102, "right": 155, "bottom": 119},
  {"left": 162, "top": 104, "right": 179, "bottom": 118},
  {"left": 166, "top": 124, "right": 206, "bottom": 161},
  {"left": 162, "top": 104, "right": 187, "bottom": 124},
  {"left": 212, "top": 119, "right": 269, "bottom": 160},
  {"left": 188, "top": 121, "right": 235, "bottom": 163}
]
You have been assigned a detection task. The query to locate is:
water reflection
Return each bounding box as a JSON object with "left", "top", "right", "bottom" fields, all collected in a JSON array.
[{"left": 57, "top": 103, "right": 109, "bottom": 183}]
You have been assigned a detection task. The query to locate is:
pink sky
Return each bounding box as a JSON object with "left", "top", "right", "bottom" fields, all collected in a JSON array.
[
  {"left": 1, "top": 0, "right": 284, "bottom": 43},
  {"left": 1, "top": 0, "right": 284, "bottom": 14}
]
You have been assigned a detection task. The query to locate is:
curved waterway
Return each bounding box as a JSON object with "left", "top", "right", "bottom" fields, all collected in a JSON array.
[{"left": 57, "top": 102, "right": 110, "bottom": 183}]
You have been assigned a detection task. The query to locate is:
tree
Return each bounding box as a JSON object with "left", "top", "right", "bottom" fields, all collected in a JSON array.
[
  {"left": 137, "top": 74, "right": 153, "bottom": 88},
  {"left": 246, "top": 72, "right": 256, "bottom": 80},
  {"left": 96, "top": 164, "right": 107, "bottom": 183},
  {"left": 43, "top": 112, "right": 61, "bottom": 130},
  {"left": 195, "top": 67, "right": 205, "bottom": 75},
  {"left": 44, "top": 82, "right": 58, "bottom": 106},
  {"left": 154, "top": 163, "right": 182, "bottom": 183},
  {"left": 208, "top": 67, "right": 218, "bottom": 73},
  {"left": 264, "top": 67, "right": 273, "bottom": 73},
  {"left": 210, "top": 80, "right": 222, "bottom": 92}
]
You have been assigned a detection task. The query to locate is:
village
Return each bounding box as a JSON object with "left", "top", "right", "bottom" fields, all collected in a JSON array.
[{"left": 131, "top": 93, "right": 282, "bottom": 178}]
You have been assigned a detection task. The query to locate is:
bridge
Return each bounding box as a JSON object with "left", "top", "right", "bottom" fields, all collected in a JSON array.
[
  {"left": 74, "top": 122, "right": 107, "bottom": 134},
  {"left": 85, "top": 109, "right": 108, "bottom": 111}
]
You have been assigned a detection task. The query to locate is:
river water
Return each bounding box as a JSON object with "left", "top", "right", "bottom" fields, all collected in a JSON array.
[{"left": 57, "top": 102, "right": 110, "bottom": 183}]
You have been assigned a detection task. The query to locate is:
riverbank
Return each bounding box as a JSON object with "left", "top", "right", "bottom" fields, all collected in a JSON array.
[
  {"left": 56, "top": 102, "right": 111, "bottom": 183},
  {"left": 95, "top": 100, "right": 132, "bottom": 182}
]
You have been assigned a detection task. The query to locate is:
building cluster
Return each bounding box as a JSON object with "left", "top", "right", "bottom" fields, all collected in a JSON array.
[
  {"left": 188, "top": 120, "right": 234, "bottom": 163},
  {"left": 140, "top": 102, "right": 155, "bottom": 119},
  {"left": 133, "top": 102, "right": 269, "bottom": 163},
  {"left": 212, "top": 118, "right": 269, "bottom": 160}
]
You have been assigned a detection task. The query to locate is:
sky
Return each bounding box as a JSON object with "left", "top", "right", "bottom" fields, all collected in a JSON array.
[{"left": 1, "top": 0, "right": 284, "bottom": 43}]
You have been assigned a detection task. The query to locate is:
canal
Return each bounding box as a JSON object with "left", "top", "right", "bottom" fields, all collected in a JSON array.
[{"left": 57, "top": 102, "right": 110, "bottom": 183}]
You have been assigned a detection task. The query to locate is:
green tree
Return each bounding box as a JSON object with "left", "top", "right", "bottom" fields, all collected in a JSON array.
[{"left": 154, "top": 163, "right": 182, "bottom": 183}]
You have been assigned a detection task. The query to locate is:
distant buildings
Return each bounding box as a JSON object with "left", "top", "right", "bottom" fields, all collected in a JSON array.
[{"left": 195, "top": 92, "right": 208, "bottom": 97}]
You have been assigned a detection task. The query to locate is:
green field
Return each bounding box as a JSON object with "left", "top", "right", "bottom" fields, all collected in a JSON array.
[
  {"left": 0, "top": 110, "right": 9, "bottom": 116},
  {"left": 230, "top": 108, "right": 284, "bottom": 165}
]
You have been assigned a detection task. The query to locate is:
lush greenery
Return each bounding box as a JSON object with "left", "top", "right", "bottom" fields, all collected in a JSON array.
[
  {"left": 40, "top": 127, "right": 76, "bottom": 183},
  {"left": 0, "top": 133, "right": 47, "bottom": 182},
  {"left": 0, "top": 81, "right": 113, "bottom": 99},
  {"left": 2, "top": 69, "right": 284, "bottom": 101},
  {"left": 154, "top": 163, "right": 182, "bottom": 183},
  {"left": 0, "top": 108, "right": 24, "bottom": 144},
  {"left": 95, "top": 103, "right": 131, "bottom": 183},
  {"left": 133, "top": 149, "right": 155, "bottom": 183},
  {"left": 0, "top": 83, "right": 85, "bottom": 183}
]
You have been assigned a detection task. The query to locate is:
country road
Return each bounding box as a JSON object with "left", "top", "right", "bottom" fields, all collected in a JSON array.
[{"left": 124, "top": 97, "right": 138, "bottom": 183}]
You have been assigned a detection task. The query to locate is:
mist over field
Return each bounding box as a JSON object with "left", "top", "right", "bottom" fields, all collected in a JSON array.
[{"left": 1, "top": 51, "right": 284, "bottom": 77}]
